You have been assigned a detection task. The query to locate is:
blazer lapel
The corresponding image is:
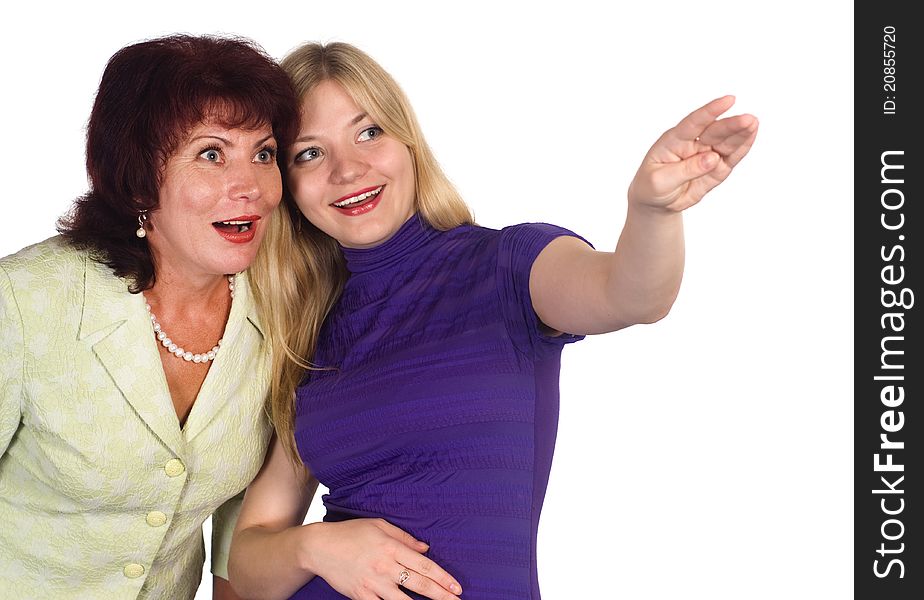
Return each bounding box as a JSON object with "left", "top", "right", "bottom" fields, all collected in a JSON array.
[
  {"left": 79, "top": 259, "right": 185, "bottom": 456},
  {"left": 182, "top": 273, "right": 269, "bottom": 443}
]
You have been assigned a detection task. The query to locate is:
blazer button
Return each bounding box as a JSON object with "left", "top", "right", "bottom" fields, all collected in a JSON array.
[
  {"left": 146, "top": 511, "right": 167, "bottom": 527},
  {"left": 123, "top": 563, "right": 145, "bottom": 579},
  {"left": 164, "top": 458, "right": 185, "bottom": 477}
]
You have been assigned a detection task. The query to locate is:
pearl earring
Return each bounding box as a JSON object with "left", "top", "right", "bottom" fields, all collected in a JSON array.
[{"left": 136, "top": 212, "right": 148, "bottom": 239}]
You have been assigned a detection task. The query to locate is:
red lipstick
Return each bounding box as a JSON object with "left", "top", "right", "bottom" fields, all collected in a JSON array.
[
  {"left": 331, "top": 185, "right": 385, "bottom": 217},
  {"left": 212, "top": 215, "right": 261, "bottom": 244}
]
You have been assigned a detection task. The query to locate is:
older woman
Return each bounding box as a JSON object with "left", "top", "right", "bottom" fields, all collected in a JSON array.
[{"left": 0, "top": 35, "right": 298, "bottom": 598}]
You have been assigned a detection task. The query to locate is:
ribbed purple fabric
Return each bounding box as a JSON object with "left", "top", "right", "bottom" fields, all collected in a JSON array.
[{"left": 290, "top": 216, "right": 585, "bottom": 599}]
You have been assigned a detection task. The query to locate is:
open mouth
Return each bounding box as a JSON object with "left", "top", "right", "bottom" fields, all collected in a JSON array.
[
  {"left": 212, "top": 215, "right": 261, "bottom": 243},
  {"left": 212, "top": 220, "right": 253, "bottom": 233},
  {"left": 332, "top": 185, "right": 384, "bottom": 209}
]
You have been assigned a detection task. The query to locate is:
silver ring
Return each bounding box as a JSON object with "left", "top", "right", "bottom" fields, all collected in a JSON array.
[{"left": 398, "top": 569, "right": 410, "bottom": 586}]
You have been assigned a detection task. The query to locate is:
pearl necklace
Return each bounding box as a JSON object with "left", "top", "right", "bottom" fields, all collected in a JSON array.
[{"left": 144, "top": 275, "right": 236, "bottom": 363}]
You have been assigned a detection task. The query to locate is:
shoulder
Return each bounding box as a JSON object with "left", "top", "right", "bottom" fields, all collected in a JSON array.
[
  {"left": 1, "top": 236, "right": 89, "bottom": 281},
  {"left": 499, "top": 222, "right": 585, "bottom": 242},
  {"left": 415, "top": 225, "right": 504, "bottom": 272},
  {"left": 0, "top": 237, "right": 94, "bottom": 320},
  {"left": 437, "top": 223, "right": 501, "bottom": 251},
  {"left": 433, "top": 222, "right": 588, "bottom": 266},
  {"left": 497, "top": 222, "right": 592, "bottom": 257},
  {"left": 447, "top": 222, "right": 584, "bottom": 244}
]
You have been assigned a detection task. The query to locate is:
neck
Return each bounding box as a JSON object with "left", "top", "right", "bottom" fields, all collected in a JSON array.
[
  {"left": 144, "top": 269, "right": 233, "bottom": 318},
  {"left": 341, "top": 214, "right": 440, "bottom": 275}
]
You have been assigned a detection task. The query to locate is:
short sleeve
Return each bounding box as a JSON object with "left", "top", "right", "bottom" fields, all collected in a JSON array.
[
  {"left": 210, "top": 490, "right": 245, "bottom": 580},
  {"left": 0, "top": 264, "right": 24, "bottom": 456},
  {"left": 495, "top": 223, "right": 592, "bottom": 357}
]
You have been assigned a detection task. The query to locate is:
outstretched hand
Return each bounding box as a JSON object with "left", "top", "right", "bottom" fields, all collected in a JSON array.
[{"left": 628, "top": 95, "right": 758, "bottom": 212}]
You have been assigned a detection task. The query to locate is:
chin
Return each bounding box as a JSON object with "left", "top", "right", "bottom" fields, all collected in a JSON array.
[
  {"left": 338, "top": 221, "right": 403, "bottom": 249},
  {"left": 217, "top": 248, "right": 261, "bottom": 274},
  {"left": 340, "top": 234, "right": 389, "bottom": 250}
]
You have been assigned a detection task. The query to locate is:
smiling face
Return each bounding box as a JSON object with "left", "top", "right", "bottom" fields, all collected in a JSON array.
[
  {"left": 146, "top": 120, "right": 282, "bottom": 283},
  {"left": 288, "top": 80, "right": 416, "bottom": 249}
]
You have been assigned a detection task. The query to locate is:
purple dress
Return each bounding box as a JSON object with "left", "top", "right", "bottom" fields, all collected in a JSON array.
[{"left": 291, "top": 216, "right": 585, "bottom": 599}]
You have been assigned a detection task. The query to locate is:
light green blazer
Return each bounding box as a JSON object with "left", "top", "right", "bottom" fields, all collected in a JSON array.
[{"left": 0, "top": 237, "right": 273, "bottom": 599}]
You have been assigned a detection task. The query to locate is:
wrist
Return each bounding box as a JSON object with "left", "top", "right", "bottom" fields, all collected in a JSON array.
[
  {"left": 296, "top": 521, "right": 332, "bottom": 576},
  {"left": 626, "top": 199, "right": 684, "bottom": 221}
]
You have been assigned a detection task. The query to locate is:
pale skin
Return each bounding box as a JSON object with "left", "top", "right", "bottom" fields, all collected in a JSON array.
[
  {"left": 532, "top": 95, "right": 758, "bottom": 335},
  {"left": 142, "top": 121, "right": 282, "bottom": 600},
  {"left": 229, "top": 90, "right": 758, "bottom": 599},
  {"left": 229, "top": 83, "right": 465, "bottom": 600},
  {"left": 230, "top": 436, "right": 463, "bottom": 600},
  {"left": 146, "top": 123, "right": 280, "bottom": 426}
]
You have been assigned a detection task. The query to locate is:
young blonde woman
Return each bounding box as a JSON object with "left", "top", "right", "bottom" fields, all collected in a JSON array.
[{"left": 229, "top": 42, "right": 758, "bottom": 600}]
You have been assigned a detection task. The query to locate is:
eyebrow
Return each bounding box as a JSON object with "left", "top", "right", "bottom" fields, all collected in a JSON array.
[
  {"left": 253, "top": 134, "right": 275, "bottom": 148},
  {"left": 190, "top": 135, "right": 231, "bottom": 145},
  {"left": 189, "top": 134, "right": 275, "bottom": 148},
  {"left": 295, "top": 113, "right": 369, "bottom": 143}
]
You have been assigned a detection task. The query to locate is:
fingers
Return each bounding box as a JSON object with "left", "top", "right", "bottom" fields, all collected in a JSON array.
[
  {"left": 367, "top": 560, "right": 461, "bottom": 600},
  {"left": 695, "top": 113, "right": 755, "bottom": 147},
  {"left": 355, "top": 563, "right": 413, "bottom": 600},
  {"left": 376, "top": 584, "right": 413, "bottom": 600},
  {"left": 398, "top": 568, "right": 462, "bottom": 600},
  {"left": 375, "top": 518, "right": 430, "bottom": 553},
  {"left": 696, "top": 114, "right": 759, "bottom": 167},
  {"left": 365, "top": 519, "right": 461, "bottom": 598},
  {"left": 362, "top": 585, "right": 411, "bottom": 600},
  {"left": 358, "top": 589, "right": 410, "bottom": 600},
  {"left": 653, "top": 112, "right": 758, "bottom": 195},
  {"left": 395, "top": 546, "right": 462, "bottom": 596},
  {"left": 717, "top": 116, "right": 759, "bottom": 169},
  {"left": 649, "top": 151, "right": 721, "bottom": 198},
  {"left": 629, "top": 96, "right": 758, "bottom": 211},
  {"left": 672, "top": 95, "right": 736, "bottom": 142}
]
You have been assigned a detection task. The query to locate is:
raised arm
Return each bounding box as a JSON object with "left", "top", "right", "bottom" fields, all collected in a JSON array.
[
  {"left": 228, "top": 435, "right": 462, "bottom": 600},
  {"left": 530, "top": 96, "right": 759, "bottom": 335}
]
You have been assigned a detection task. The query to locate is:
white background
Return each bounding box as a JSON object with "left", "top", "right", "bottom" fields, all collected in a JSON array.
[{"left": 0, "top": 1, "right": 852, "bottom": 598}]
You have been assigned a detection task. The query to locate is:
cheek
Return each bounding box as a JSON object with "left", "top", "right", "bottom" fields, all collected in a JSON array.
[
  {"left": 288, "top": 172, "right": 326, "bottom": 217},
  {"left": 384, "top": 146, "right": 415, "bottom": 189},
  {"left": 159, "top": 176, "right": 214, "bottom": 215},
  {"left": 151, "top": 188, "right": 190, "bottom": 234},
  {"left": 260, "top": 170, "right": 284, "bottom": 207},
  {"left": 293, "top": 198, "right": 323, "bottom": 222}
]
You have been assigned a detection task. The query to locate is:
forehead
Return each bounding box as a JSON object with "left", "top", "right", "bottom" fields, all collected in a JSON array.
[
  {"left": 300, "top": 80, "right": 366, "bottom": 130},
  {"left": 178, "top": 117, "right": 273, "bottom": 144}
]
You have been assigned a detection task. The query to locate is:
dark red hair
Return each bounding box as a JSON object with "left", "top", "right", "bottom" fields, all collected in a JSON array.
[{"left": 58, "top": 34, "right": 299, "bottom": 292}]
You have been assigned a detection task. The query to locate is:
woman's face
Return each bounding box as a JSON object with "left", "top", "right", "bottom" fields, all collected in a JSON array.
[
  {"left": 288, "top": 80, "right": 416, "bottom": 249},
  {"left": 147, "top": 120, "right": 282, "bottom": 282}
]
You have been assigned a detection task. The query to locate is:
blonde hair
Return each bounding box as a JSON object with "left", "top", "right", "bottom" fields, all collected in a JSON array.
[{"left": 251, "top": 42, "right": 474, "bottom": 465}]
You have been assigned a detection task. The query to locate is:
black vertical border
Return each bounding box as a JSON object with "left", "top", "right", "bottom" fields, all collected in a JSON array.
[{"left": 855, "top": 2, "right": 921, "bottom": 598}]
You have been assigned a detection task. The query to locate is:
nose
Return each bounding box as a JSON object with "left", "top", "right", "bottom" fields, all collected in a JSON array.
[
  {"left": 329, "top": 149, "right": 369, "bottom": 185},
  {"left": 227, "top": 161, "right": 261, "bottom": 201}
]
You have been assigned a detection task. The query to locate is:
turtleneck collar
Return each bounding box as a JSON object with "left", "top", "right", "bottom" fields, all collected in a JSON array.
[{"left": 341, "top": 214, "right": 439, "bottom": 274}]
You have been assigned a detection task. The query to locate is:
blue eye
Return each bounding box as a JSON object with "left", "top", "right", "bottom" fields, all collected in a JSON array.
[
  {"left": 255, "top": 147, "right": 276, "bottom": 163},
  {"left": 295, "top": 147, "right": 322, "bottom": 163},
  {"left": 357, "top": 126, "right": 383, "bottom": 142},
  {"left": 200, "top": 147, "right": 221, "bottom": 162}
]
